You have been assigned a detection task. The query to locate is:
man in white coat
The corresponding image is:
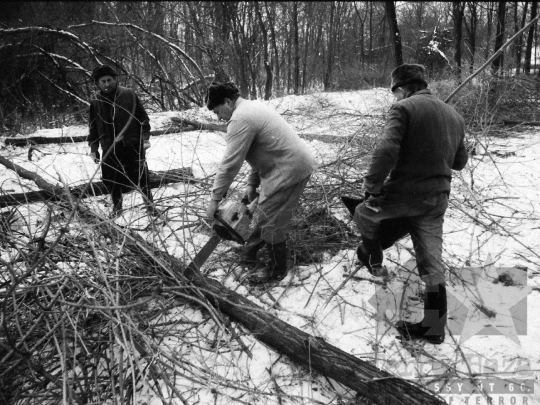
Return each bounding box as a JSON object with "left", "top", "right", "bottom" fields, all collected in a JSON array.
[{"left": 206, "top": 82, "right": 317, "bottom": 283}]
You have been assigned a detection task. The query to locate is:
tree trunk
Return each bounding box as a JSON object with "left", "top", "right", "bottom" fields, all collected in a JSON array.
[
  {"left": 324, "top": 1, "right": 336, "bottom": 91},
  {"left": 255, "top": 1, "right": 273, "bottom": 99},
  {"left": 265, "top": 1, "right": 280, "bottom": 90},
  {"left": 453, "top": 2, "right": 465, "bottom": 83},
  {"left": 464, "top": 2, "right": 479, "bottom": 74},
  {"left": 515, "top": 1, "right": 529, "bottom": 75},
  {"left": 293, "top": 1, "right": 300, "bottom": 95},
  {"left": 492, "top": 1, "right": 507, "bottom": 74},
  {"left": 525, "top": 0, "right": 538, "bottom": 73},
  {"left": 385, "top": 1, "right": 403, "bottom": 67}
]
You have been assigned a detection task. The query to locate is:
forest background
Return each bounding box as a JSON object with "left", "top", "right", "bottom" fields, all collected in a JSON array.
[{"left": 1, "top": 1, "right": 540, "bottom": 130}]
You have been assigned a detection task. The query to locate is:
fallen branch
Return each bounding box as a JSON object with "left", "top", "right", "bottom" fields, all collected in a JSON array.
[
  {"left": 4, "top": 126, "right": 185, "bottom": 147},
  {"left": 171, "top": 117, "right": 227, "bottom": 132},
  {"left": 0, "top": 166, "right": 196, "bottom": 208},
  {"left": 503, "top": 120, "right": 540, "bottom": 126},
  {"left": 170, "top": 117, "right": 369, "bottom": 143}
]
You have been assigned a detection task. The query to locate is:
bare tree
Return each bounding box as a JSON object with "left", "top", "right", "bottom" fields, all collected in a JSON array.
[
  {"left": 453, "top": 1, "right": 466, "bottom": 82},
  {"left": 385, "top": 0, "right": 403, "bottom": 67},
  {"left": 525, "top": 0, "right": 538, "bottom": 73},
  {"left": 492, "top": 1, "right": 508, "bottom": 74}
]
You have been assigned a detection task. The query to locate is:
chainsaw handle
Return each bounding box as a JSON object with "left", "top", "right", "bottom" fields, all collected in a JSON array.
[{"left": 245, "top": 195, "right": 259, "bottom": 216}]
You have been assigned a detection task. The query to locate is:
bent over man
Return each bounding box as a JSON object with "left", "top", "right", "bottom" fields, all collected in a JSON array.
[
  {"left": 354, "top": 64, "right": 468, "bottom": 344},
  {"left": 206, "top": 82, "right": 317, "bottom": 284},
  {"left": 88, "top": 64, "right": 156, "bottom": 217}
]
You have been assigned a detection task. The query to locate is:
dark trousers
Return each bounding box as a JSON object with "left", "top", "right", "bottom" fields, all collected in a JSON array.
[
  {"left": 354, "top": 192, "right": 448, "bottom": 285},
  {"left": 101, "top": 144, "right": 152, "bottom": 209}
]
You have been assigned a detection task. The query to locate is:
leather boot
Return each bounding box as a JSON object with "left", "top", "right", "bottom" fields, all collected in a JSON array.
[
  {"left": 248, "top": 241, "right": 288, "bottom": 284},
  {"left": 396, "top": 283, "right": 447, "bottom": 344},
  {"left": 356, "top": 240, "right": 387, "bottom": 277}
]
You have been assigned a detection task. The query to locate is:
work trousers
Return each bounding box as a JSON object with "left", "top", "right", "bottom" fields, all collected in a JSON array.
[
  {"left": 247, "top": 176, "right": 311, "bottom": 245},
  {"left": 354, "top": 192, "right": 448, "bottom": 285}
]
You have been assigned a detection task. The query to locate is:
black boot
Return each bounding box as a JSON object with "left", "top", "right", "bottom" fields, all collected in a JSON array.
[
  {"left": 109, "top": 195, "right": 123, "bottom": 218},
  {"left": 396, "top": 283, "right": 447, "bottom": 344},
  {"left": 248, "top": 242, "right": 288, "bottom": 284},
  {"left": 356, "top": 240, "right": 387, "bottom": 277},
  {"left": 241, "top": 240, "right": 265, "bottom": 266}
]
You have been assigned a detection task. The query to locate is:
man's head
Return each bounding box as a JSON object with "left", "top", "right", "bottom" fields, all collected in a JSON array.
[
  {"left": 206, "top": 82, "right": 240, "bottom": 121},
  {"left": 92, "top": 64, "right": 118, "bottom": 95},
  {"left": 390, "top": 64, "right": 428, "bottom": 100}
]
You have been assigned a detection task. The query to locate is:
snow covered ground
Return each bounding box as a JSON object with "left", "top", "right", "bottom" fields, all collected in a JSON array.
[{"left": 1, "top": 89, "right": 539, "bottom": 404}]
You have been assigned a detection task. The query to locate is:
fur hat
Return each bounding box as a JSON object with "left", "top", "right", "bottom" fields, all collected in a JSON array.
[
  {"left": 391, "top": 64, "right": 427, "bottom": 92},
  {"left": 92, "top": 65, "right": 117, "bottom": 82},
  {"left": 206, "top": 82, "right": 239, "bottom": 110}
]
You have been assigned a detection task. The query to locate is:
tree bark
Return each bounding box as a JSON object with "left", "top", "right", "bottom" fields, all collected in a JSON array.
[
  {"left": 453, "top": 2, "right": 465, "bottom": 82},
  {"left": 324, "top": 2, "right": 336, "bottom": 91},
  {"left": 293, "top": 1, "right": 300, "bottom": 95},
  {"left": 492, "top": 1, "right": 507, "bottom": 74},
  {"left": 255, "top": 1, "right": 273, "bottom": 100},
  {"left": 515, "top": 1, "right": 529, "bottom": 75},
  {"left": 525, "top": 0, "right": 538, "bottom": 73},
  {"left": 385, "top": 1, "right": 403, "bottom": 67},
  {"left": 464, "top": 2, "right": 479, "bottom": 74}
]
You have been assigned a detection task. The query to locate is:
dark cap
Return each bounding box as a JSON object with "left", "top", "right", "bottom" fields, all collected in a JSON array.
[
  {"left": 391, "top": 64, "right": 427, "bottom": 92},
  {"left": 206, "top": 82, "right": 239, "bottom": 110},
  {"left": 92, "top": 65, "right": 117, "bottom": 82}
]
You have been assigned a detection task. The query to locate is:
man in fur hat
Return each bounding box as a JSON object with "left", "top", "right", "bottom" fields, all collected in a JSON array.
[
  {"left": 206, "top": 82, "right": 317, "bottom": 284},
  {"left": 88, "top": 64, "right": 157, "bottom": 217},
  {"left": 353, "top": 64, "right": 468, "bottom": 344}
]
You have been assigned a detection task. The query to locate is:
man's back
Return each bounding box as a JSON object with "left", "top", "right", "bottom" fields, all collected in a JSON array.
[{"left": 365, "top": 90, "right": 467, "bottom": 201}]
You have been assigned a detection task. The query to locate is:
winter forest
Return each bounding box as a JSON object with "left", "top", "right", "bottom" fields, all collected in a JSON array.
[{"left": 1, "top": 2, "right": 540, "bottom": 405}]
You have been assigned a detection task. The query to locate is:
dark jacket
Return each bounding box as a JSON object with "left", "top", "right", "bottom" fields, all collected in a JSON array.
[
  {"left": 88, "top": 86, "right": 150, "bottom": 152},
  {"left": 364, "top": 89, "right": 468, "bottom": 201}
]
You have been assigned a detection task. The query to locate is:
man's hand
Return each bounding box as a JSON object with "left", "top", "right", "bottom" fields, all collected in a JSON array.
[
  {"left": 89, "top": 147, "right": 100, "bottom": 164},
  {"left": 245, "top": 185, "right": 258, "bottom": 202},
  {"left": 207, "top": 200, "right": 219, "bottom": 222},
  {"left": 143, "top": 140, "right": 151, "bottom": 150}
]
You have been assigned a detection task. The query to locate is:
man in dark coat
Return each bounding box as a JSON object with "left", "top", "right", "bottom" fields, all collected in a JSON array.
[
  {"left": 88, "top": 64, "right": 156, "bottom": 217},
  {"left": 353, "top": 64, "right": 468, "bottom": 344}
]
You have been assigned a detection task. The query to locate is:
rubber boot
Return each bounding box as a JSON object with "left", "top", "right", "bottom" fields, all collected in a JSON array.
[
  {"left": 241, "top": 240, "right": 265, "bottom": 266},
  {"left": 357, "top": 239, "right": 387, "bottom": 277},
  {"left": 396, "top": 283, "right": 447, "bottom": 344},
  {"left": 248, "top": 241, "right": 288, "bottom": 284}
]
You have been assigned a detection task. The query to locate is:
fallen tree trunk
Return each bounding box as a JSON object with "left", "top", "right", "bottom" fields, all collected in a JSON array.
[
  {"left": 170, "top": 117, "right": 373, "bottom": 143},
  {"left": 0, "top": 160, "right": 445, "bottom": 405},
  {"left": 177, "top": 264, "right": 445, "bottom": 404},
  {"left": 0, "top": 162, "right": 195, "bottom": 207},
  {"left": 170, "top": 116, "right": 227, "bottom": 132},
  {"left": 503, "top": 119, "right": 540, "bottom": 126},
  {"left": 3, "top": 126, "right": 185, "bottom": 147}
]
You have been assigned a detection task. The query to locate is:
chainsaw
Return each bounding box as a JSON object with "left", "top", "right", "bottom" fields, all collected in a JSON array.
[{"left": 186, "top": 196, "right": 258, "bottom": 273}]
